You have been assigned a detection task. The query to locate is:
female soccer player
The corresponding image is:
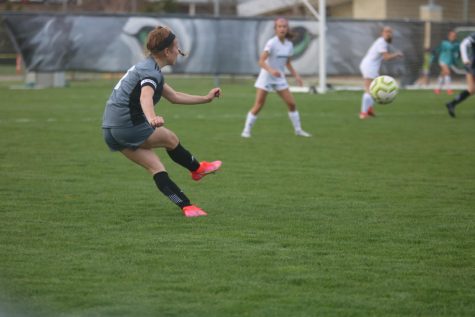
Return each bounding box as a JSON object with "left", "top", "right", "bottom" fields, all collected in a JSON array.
[
  {"left": 102, "top": 26, "right": 222, "bottom": 217},
  {"left": 241, "top": 17, "right": 311, "bottom": 138},
  {"left": 434, "top": 30, "right": 459, "bottom": 95},
  {"left": 359, "top": 26, "right": 403, "bottom": 119},
  {"left": 446, "top": 32, "right": 475, "bottom": 118}
]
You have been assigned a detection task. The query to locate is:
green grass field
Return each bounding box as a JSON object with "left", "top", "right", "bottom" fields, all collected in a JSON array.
[{"left": 0, "top": 76, "right": 474, "bottom": 317}]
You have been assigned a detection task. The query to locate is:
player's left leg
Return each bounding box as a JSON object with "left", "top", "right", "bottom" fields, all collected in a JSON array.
[
  {"left": 142, "top": 127, "right": 221, "bottom": 181},
  {"left": 276, "top": 88, "right": 311, "bottom": 137},
  {"left": 436, "top": 63, "right": 449, "bottom": 94}
]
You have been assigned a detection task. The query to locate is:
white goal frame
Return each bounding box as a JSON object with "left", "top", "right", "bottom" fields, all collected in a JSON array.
[{"left": 302, "top": 0, "right": 326, "bottom": 93}]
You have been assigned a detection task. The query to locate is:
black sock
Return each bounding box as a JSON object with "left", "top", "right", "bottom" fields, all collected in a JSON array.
[
  {"left": 167, "top": 143, "right": 200, "bottom": 172},
  {"left": 153, "top": 171, "right": 191, "bottom": 209},
  {"left": 451, "top": 90, "right": 470, "bottom": 107}
]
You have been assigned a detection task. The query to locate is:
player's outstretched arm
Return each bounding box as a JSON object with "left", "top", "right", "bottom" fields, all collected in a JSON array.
[
  {"left": 162, "top": 83, "right": 221, "bottom": 105},
  {"left": 383, "top": 51, "right": 404, "bottom": 61}
]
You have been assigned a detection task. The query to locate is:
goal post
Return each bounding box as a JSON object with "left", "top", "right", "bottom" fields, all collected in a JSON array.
[{"left": 301, "top": 0, "right": 326, "bottom": 93}]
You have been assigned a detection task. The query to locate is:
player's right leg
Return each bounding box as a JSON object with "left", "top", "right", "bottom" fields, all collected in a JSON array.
[
  {"left": 360, "top": 78, "right": 374, "bottom": 119},
  {"left": 359, "top": 63, "right": 377, "bottom": 119},
  {"left": 121, "top": 147, "right": 207, "bottom": 217},
  {"left": 440, "top": 64, "right": 452, "bottom": 94},
  {"left": 241, "top": 88, "right": 267, "bottom": 138}
]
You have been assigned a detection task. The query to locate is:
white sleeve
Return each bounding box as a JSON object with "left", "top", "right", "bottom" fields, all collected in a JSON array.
[
  {"left": 378, "top": 39, "right": 389, "bottom": 53},
  {"left": 460, "top": 37, "right": 472, "bottom": 64},
  {"left": 263, "top": 38, "right": 273, "bottom": 53}
]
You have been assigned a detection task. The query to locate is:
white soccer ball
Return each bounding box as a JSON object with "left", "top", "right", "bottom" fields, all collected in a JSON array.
[{"left": 369, "top": 75, "right": 399, "bottom": 104}]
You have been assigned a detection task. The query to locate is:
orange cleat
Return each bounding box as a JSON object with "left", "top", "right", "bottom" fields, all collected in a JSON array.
[
  {"left": 191, "top": 160, "right": 222, "bottom": 181},
  {"left": 182, "top": 205, "right": 207, "bottom": 217},
  {"left": 447, "top": 89, "right": 453, "bottom": 95}
]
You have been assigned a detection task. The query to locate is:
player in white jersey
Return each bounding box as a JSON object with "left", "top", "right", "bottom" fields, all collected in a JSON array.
[
  {"left": 102, "top": 26, "right": 222, "bottom": 217},
  {"left": 359, "top": 26, "right": 403, "bottom": 119},
  {"left": 446, "top": 32, "right": 475, "bottom": 118},
  {"left": 241, "top": 17, "right": 311, "bottom": 138}
]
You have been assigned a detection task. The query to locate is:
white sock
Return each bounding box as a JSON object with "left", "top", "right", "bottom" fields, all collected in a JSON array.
[
  {"left": 361, "top": 93, "right": 373, "bottom": 113},
  {"left": 438, "top": 76, "right": 445, "bottom": 89},
  {"left": 288, "top": 111, "right": 303, "bottom": 132},
  {"left": 243, "top": 112, "right": 257, "bottom": 133},
  {"left": 444, "top": 76, "right": 451, "bottom": 90}
]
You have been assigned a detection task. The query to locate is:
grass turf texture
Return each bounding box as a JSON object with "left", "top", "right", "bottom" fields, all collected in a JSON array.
[{"left": 0, "top": 77, "right": 474, "bottom": 316}]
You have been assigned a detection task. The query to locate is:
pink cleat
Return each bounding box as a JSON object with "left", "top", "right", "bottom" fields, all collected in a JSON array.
[
  {"left": 182, "top": 205, "right": 207, "bottom": 217},
  {"left": 191, "top": 161, "right": 222, "bottom": 181}
]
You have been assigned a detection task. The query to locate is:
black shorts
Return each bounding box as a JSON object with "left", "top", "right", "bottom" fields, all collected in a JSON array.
[
  {"left": 465, "top": 62, "right": 475, "bottom": 76},
  {"left": 102, "top": 122, "right": 154, "bottom": 151}
]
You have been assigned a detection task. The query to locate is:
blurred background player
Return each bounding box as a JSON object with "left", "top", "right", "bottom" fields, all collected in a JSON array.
[
  {"left": 415, "top": 47, "right": 432, "bottom": 87},
  {"left": 433, "top": 30, "right": 460, "bottom": 95},
  {"left": 241, "top": 17, "right": 311, "bottom": 138},
  {"left": 446, "top": 32, "right": 475, "bottom": 118},
  {"left": 359, "top": 26, "right": 403, "bottom": 119},
  {"left": 102, "top": 26, "right": 222, "bottom": 217}
]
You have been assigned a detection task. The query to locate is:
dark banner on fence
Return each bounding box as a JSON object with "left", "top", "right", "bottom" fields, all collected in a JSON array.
[{"left": 2, "top": 13, "right": 424, "bottom": 79}]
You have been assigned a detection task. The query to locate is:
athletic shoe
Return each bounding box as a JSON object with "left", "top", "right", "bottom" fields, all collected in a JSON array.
[
  {"left": 446, "top": 102, "right": 456, "bottom": 118},
  {"left": 295, "top": 130, "right": 311, "bottom": 137},
  {"left": 447, "top": 89, "right": 453, "bottom": 95},
  {"left": 434, "top": 89, "right": 441, "bottom": 94},
  {"left": 191, "top": 160, "right": 222, "bottom": 181},
  {"left": 241, "top": 131, "right": 251, "bottom": 138},
  {"left": 367, "top": 107, "right": 376, "bottom": 117},
  {"left": 359, "top": 112, "right": 369, "bottom": 119},
  {"left": 182, "top": 205, "right": 207, "bottom": 217}
]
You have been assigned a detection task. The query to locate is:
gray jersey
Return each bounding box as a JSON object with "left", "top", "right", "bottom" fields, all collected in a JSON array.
[{"left": 102, "top": 56, "right": 164, "bottom": 128}]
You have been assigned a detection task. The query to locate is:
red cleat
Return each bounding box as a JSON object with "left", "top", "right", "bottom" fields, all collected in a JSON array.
[
  {"left": 191, "top": 161, "right": 222, "bottom": 181},
  {"left": 182, "top": 205, "right": 207, "bottom": 217},
  {"left": 367, "top": 107, "right": 376, "bottom": 117}
]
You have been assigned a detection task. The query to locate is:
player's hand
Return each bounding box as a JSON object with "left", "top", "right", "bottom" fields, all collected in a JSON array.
[
  {"left": 271, "top": 69, "right": 281, "bottom": 77},
  {"left": 207, "top": 88, "right": 222, "bottom": 101},
  {"left": 149, "top": 116, "right": 164, "bottom": 128}
]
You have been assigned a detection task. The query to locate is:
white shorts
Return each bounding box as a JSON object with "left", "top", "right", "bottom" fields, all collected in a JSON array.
[
  {"left": 359, "top": 63, "right": 379, "bottom": 80},
  {"left": 254, "top": 71, "right": 289, "bottom": 92}
]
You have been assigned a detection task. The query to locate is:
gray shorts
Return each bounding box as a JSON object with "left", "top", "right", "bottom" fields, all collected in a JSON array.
[{"left": 103, "top": 122, "right": 154, "bottom": 151}]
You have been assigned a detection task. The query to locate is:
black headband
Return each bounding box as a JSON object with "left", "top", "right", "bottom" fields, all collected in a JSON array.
[{"left": 156, "top": 32, "right": 176, "bottom": 51}]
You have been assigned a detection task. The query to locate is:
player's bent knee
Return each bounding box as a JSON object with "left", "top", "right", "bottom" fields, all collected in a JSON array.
[{"left": 164, "top": 131, "right": 179, "bottom": 150}]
